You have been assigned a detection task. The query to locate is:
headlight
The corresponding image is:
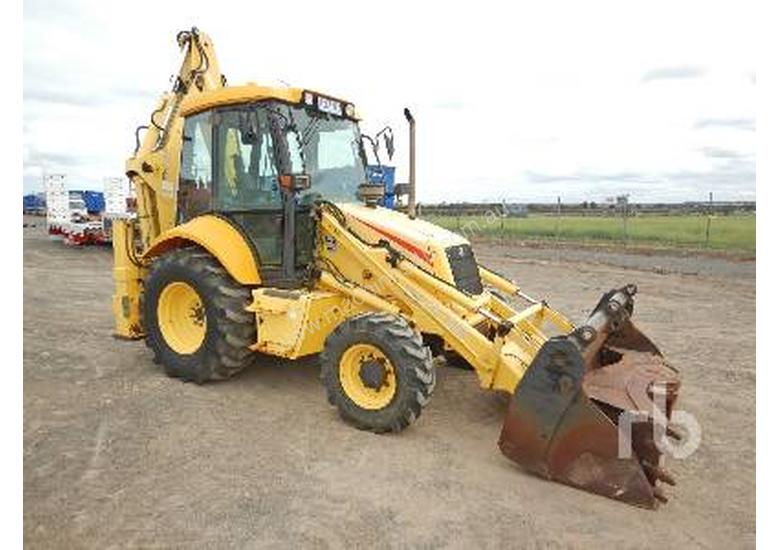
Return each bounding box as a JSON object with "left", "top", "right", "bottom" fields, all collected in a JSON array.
[{"left": 344, "top": 104, "right": 355, "bottom": 118}]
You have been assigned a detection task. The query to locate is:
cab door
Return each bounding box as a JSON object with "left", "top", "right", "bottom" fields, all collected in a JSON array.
[{"left": 178, "top": 106, "right": 313, "bottom": 287}]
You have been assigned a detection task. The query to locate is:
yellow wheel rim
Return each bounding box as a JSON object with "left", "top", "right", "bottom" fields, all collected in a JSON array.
[
  {"left": 338, "top": 343, "right": 397, "bottom": 410},
  {"left": 157, "top": 281, "right": 207, "bottom": 355}
]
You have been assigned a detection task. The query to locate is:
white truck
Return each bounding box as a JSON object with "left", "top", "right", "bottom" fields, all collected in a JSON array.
[{"left": 45, "top": 174, "right": 133, "bottom": 245}]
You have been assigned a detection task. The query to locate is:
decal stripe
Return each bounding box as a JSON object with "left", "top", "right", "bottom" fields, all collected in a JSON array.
[{"left": 353, "top": 218, "right": 433, "bottom": 264}]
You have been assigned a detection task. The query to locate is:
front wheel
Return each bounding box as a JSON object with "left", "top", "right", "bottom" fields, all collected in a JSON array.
[{"left": 320, "top": 313, "right": 435, "bottom": 433}]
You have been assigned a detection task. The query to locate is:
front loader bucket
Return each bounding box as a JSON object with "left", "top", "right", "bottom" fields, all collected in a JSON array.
[{"left": 498, "top": 286, "right": 680, "bottom": 509}]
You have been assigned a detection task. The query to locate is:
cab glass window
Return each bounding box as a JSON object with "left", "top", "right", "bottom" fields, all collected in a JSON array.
[
  {"left": 178, "top": 111, "right": 213, "bottom": 222},
  {"left": 215, "top": 108, "right": 282, "bottom": 211}
]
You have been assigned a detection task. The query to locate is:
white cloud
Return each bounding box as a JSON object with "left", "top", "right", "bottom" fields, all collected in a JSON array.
[{"left": 23, "top": 0, "right": 755, "bottom": 202}]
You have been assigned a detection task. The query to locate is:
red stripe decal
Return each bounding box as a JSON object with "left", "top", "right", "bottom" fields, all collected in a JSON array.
[{"left": 353, "top": 218, "right": 433, "bottom": 264}]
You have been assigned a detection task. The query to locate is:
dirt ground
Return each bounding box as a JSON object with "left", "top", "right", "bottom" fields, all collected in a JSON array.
[{"left": 23, "top": 219, "right": 755, "bottom": 548}]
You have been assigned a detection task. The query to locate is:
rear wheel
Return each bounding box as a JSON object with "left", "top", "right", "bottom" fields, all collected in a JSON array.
[
  {"left": 143, "top": 247, "right": 256, "bottom": 383},
  {"left": 320, "top": 313, "right": 435, "bottom": 433}
]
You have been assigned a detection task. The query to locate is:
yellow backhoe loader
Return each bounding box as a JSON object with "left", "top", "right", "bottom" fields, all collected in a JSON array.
[{"left": 113, "top": 27, "right": 681, "bottom": 508}]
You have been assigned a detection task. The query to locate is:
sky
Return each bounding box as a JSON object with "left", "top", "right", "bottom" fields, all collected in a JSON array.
[{"left": 23, "top": 0, "right": 755, "bottom": 203}]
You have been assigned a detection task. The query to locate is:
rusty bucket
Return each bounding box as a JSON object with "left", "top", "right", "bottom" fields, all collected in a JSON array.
[{"left": 498, "top": 286, "right": 681, "bottom": 509}]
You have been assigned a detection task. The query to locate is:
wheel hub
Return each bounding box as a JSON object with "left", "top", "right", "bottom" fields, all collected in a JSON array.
[
  {"left": 359, "top": 360, "right": 386, "bottom": 390},
  {"left": 157, "top": 281, "right": 207, "bottom": 355},
  {"left": 338, "top": 343, "right": 397, "bottom": 410}
]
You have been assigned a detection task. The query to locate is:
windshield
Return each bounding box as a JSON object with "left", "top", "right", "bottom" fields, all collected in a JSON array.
[
  {"left": 194, "top": 101, "right": 367, "bottom": 215},
  {"left": 273, "top": 103, "right": 367, "bottom": 203}
]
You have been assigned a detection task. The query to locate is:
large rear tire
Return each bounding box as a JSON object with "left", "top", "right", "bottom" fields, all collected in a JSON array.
[
  {"left": 320, "top": 313, "right": 435, "bottom": 433},
  {"left": 143, "top": 247, "right": 256, "bottom": 383}
]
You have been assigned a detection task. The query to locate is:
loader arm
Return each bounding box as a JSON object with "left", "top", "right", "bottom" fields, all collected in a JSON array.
[{"left": 316, "top": 206, "right": 573, "bottom": 393}]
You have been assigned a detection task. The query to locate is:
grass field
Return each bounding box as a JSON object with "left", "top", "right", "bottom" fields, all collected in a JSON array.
[{"left": 423, "top": 213, "right": 755, "bottom": 252}]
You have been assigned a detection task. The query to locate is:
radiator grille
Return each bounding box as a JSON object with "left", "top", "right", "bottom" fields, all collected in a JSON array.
[{"left": 445, "top": 244, "right": 483, "bottom": 295}]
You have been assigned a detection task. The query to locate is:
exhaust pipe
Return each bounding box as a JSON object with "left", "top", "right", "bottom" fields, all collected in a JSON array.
[{"left": 404, "top": 108, "right": 416, "bottom": 219}]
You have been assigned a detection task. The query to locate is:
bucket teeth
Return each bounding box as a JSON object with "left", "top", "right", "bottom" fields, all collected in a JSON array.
[
  {"left": 653, "top": 486, "right": 668, "bottom": 503},
  {"left": 658, "top": 470, "right": 677, "bottom": 487},
  {"left": 667, "top": 426, "right": 683, "bottom": 441},
  {"left": 643, "top": 461, "right": 677, "bottom": 486}
]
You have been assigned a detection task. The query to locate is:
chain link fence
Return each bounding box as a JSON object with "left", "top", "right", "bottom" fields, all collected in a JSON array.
[{"left": 419, "top": 198, "right": 755, "bottom": 252}]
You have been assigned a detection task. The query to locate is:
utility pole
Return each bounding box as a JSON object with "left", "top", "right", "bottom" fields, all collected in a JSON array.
[
  {"left": 616, "top": 194, "right": 629, "bottom": 245},
  {"left": 623, "top": 201, "right": 628, "bottom": 245},
  {"left": 500, "top": 199, "right": 505, "bottom": 241},
  {"left": 555, "top": 196, "right": 561, "bottom": 262},
  {"left": 705, "top": 191, "right": 713, "bottom": 248}
]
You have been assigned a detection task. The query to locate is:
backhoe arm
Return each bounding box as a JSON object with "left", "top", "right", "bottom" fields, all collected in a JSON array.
[{"left": 125, "top": 27, "right": 225, "bottom": 248}]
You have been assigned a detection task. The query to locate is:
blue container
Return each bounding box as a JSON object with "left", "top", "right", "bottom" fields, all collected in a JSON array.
[
  {"left": 23, "top": 194, "right": 45, "bottom": 210},
  {"left": 81, "top": 191, "right": 105, "bottom": 214},
  {"left": 366, "top": 165, "right": 396, "bottom": 208}
]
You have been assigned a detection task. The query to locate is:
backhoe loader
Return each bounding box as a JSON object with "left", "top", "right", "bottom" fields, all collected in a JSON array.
[{"left": 113, "top": 27, "right": 682, "bottom": 508}]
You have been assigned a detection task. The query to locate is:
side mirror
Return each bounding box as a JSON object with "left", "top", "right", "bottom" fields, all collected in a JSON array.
[
  {"left": 384, "top": 131, "right": 395, "bottom": 160},
  {"left": 278, "top": 174, "right": 311, "bottom": 192}
]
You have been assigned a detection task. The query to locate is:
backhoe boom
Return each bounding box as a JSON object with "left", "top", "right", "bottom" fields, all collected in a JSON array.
[{"left": 125, "top": 27, "right": 224, "bottom": 248}]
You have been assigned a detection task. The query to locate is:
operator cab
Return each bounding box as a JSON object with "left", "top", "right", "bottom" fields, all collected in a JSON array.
[{"left": 177, "top": 85, "right": 367, "bottom": 286}]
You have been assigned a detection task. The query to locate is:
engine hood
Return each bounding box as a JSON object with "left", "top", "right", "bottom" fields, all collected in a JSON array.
[{"left": 337, "top": 203, "right": 472, "bottom": 283}]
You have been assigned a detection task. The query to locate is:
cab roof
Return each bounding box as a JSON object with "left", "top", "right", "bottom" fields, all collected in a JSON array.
[{"left": 180, "top": 84, "right": 354, "bottom": 117}]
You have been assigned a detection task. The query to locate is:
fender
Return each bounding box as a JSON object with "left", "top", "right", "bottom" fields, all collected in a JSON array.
[{"left": 143, "top": 214, "right": 262, "bottom": 285}]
